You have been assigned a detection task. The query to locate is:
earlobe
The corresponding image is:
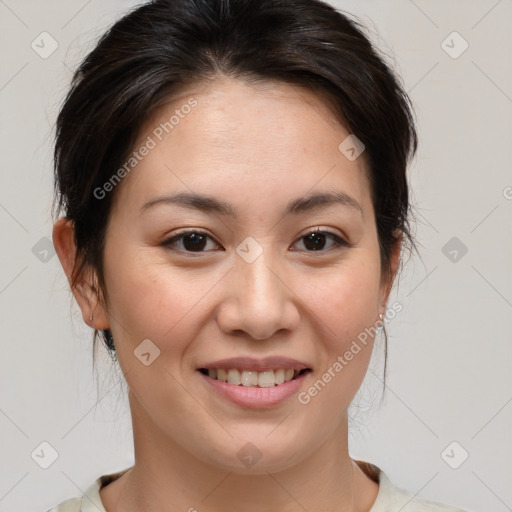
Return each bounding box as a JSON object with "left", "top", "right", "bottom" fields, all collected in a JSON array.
[{"left": 52, "top": 217, "right": 110, "bottom": 330}]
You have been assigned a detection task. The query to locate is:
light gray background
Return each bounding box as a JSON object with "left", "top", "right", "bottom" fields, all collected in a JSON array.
[{"left": 1, "top": 1, "right": 511, "bottom": 511}]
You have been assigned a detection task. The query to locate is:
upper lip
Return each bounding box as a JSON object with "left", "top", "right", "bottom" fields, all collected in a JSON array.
[{"left": 198, "top": 356, "right": 311, "bottom": 372}]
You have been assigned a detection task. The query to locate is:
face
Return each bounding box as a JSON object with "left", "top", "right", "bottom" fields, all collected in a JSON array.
[{"left": 65, "top": 77, "right": 397, "bottom": 473}]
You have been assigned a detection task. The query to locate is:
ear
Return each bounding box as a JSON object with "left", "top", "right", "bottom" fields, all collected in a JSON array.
[
  {"left": 52, "top": 217, "right": 110, "bottom": 330},
  {"left": 379, "top": 231, "right": 402, "bottom": 313}
]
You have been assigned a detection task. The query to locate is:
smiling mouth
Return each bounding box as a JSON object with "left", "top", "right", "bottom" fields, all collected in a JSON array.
[{"left": 198, "top": 368, "right": 311, "bottom": 387}]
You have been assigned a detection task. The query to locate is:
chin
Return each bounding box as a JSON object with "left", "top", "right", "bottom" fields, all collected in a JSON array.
[{"left": 196, "top": 432, "right": 309, "bottom": 475}]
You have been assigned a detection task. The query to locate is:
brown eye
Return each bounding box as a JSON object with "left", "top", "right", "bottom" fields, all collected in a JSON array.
[
  {"left": 293, "top": 229, "right": 349, "bottom": 253},
  {"left": 162, "top": 230, "right": 221, "bottom": 254}
]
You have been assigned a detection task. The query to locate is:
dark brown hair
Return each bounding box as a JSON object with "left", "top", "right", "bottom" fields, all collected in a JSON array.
[{"left": 52, "top": 0, "right": 418, "bottom": 381}]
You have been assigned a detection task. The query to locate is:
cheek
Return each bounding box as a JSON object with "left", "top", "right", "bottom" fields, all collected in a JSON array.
[
  {"left": 102, "top": 246, "right": 217, "bottom": 346},
  {"left": 303, "top": 253, "right": 382, "bottom": 337},
  {"left": 298, "top": 252, "right": 381, "bottom": 400}
]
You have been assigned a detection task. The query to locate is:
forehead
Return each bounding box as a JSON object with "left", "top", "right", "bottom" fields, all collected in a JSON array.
[{"left": 110, "top": 77, "right": 372, "bottom": 220}]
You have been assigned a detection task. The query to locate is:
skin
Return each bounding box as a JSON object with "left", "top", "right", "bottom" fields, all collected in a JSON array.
[{"left": 53, "top": 77, "right": 401, "bottom": 512}]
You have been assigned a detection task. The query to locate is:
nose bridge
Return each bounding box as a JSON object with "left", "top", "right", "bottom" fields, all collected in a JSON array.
[
  {"left": 217, "top": 238, "right": 300, "bottom": 339},
  {"left": 240, "top": 247, "right": 280, "bottom": 309}
]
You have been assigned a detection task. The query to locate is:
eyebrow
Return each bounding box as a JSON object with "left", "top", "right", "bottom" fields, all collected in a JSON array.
[{"left": 139, "top": 190, "right": 363, "bottom": 218}]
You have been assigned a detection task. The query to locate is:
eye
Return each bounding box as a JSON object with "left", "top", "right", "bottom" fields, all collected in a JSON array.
[
  {"left": 292, "top": 228, "right": 349, "bottom": 253},
  {"left": 161, "top": 227, "right": 349, "bottom": 256},
  {"left": 161, "top": 230, "right": 222, "bottom": 254}
]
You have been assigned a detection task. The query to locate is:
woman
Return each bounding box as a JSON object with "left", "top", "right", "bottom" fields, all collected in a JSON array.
[{"left": 48, "top": 0, "right": 469, "bottom": 510}]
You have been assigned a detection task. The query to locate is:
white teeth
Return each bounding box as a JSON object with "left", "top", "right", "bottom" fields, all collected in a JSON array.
[
  {"left": 274, "top": 369, "right": 285, "bottom": 385},
  {"left": 257, "top": 371, "right": 276, "bottom": 388},
  {"left": 204, "top": 368, "right": 303, "bottom": 387},
  {"left": 227, "top": 369, "right": 241, "bottom": 385},
  {"left": 241, "top": 371, "right": 258, "bottom": 386}
]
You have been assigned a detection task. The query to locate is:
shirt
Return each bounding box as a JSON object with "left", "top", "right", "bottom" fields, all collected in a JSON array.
[{"left": 46, "top": 460, "right": 470, "bottom": 512}]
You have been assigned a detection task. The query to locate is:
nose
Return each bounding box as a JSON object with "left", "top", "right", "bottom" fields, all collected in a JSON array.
[{"left": 215, "top": 249, "right": 301, "bottom": 340}]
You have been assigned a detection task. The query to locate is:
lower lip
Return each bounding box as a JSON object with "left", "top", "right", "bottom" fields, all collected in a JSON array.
[{"left": 198, "top": 371, "right": 309, "bottom": 409}]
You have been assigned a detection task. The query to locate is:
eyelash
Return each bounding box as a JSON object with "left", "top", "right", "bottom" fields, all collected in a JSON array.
[{"left": 161, "top": 228, "right": 350, "bottom": 256}]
